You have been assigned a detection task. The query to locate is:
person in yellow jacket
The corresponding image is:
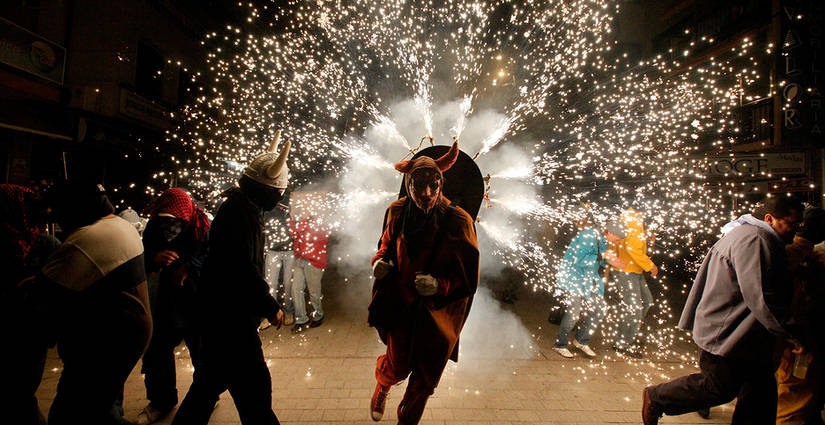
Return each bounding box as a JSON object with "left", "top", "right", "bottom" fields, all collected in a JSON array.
[
  {"left": 776, "top": 207, "right": 825, "bottom": 425},
  {"left": 611, "top": 208, "right": 658, "bottom": 358}
]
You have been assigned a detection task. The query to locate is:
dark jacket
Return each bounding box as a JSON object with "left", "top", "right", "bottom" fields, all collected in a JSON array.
[
  {"left": 198, "top": 188, "right": 280, "bottom": 331},
  {"left": 143, "top": 219, "right": 208, "bottom": 284}
]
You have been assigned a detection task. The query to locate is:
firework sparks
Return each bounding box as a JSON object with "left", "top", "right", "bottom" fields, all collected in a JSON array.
[{"left": 151, "top": 0, "right": 781, "bottom": 381}]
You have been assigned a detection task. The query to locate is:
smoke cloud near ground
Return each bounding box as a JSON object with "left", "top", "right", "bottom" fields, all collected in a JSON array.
[{"left": 458, "top": 286, "right": 538, "bottom": 360}]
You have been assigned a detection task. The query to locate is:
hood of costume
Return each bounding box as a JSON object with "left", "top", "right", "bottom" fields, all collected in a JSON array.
[
  {"left": 394, "top": 140, "right": 459, "bottom": 191},
  {"left": 142, "top": 188, "right": 211, "bottom": 280},
  {"left": 394, "top": 141, "right": 460, "bottom": 259},
  {"left": 145, "top": 188, "right": 211, "bottom": 241},
  {"left": 613, "top": 208, "right": 654, "bottom": 274}
]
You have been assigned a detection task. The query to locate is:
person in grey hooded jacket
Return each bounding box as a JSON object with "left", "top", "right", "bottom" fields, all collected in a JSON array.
[{"left": 641, "top": 196, "right": 804, "bottom": 425}]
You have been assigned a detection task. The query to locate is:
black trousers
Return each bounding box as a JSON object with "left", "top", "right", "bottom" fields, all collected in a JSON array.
[
  {"left": 49, "top": 305, "right": 152, "bottom": 425},
  {"left": 172, "top": 329, "right": 278, "bottom": 425},
  {"left": 141, "top": 279, "right": 202, "bottom": 411},
  {"left": 647, "top": 349, "right": 777, "bottom": 424},
  {"left": 1, "top": 291, "right": 49, "bottom": 425}
]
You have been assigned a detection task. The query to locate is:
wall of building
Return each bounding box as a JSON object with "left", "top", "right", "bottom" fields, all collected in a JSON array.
[{"left": 0, "top": 0, "right": 223, "bottom": 207}]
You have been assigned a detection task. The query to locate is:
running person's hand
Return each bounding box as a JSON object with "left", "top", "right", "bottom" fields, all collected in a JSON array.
[
  {"left": 373, "top": 259, "right": 394, "bottom": 279},
  {"left": 415, "top": 274, "right": 438, "bottom": 296}
]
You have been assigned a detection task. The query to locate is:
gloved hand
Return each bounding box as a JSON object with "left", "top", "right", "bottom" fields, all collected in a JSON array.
[
  {"left": 414, "top": 274, "right": 438, "bottom": 296},
  {"left": 373, "top": 259, "right": 394, "bottom": 279}
]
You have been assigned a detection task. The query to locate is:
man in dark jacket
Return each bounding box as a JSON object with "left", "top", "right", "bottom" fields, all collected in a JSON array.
[
  {"left": 137, "top": 188, "right": 211, "bottom": 425},
  {"left": 642, "top": 196, "right": 804, "bottom": 425},
  {"left": 172, "top": 131, "right": 290, "bottom": 425}
]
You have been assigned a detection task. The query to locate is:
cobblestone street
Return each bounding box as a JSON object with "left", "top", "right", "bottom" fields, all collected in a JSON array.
[{"left": 35, "top": 270, "right": 734, "bottom": 424}]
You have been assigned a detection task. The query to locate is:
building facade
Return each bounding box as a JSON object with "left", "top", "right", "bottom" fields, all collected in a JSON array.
[{"left": 0, "top": 0, "right": 234, "bottom": 208}]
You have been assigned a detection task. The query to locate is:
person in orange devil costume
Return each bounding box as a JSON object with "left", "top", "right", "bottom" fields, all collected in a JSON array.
[{"left": 368, "top": 141, "right": 479, "bottom": 424}]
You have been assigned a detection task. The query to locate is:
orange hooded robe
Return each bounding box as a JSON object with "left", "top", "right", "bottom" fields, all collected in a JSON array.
[{"left": 370, "top": 195, "right": 479, "bottom": 390}]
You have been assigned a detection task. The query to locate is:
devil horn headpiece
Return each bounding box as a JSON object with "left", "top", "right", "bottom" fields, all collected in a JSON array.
[{"left": 394, "top": 140, "right": 459, "bottom": 174}]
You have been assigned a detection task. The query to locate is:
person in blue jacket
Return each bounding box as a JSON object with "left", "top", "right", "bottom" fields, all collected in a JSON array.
[{"left": 553, "top": 218, "right": 626, "bottom": 358}]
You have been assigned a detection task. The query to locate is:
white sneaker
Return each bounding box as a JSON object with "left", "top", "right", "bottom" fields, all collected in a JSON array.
[
  {"left": 553, "top": 346, "right": 574, "bottom": 358},
  {"left": 135, "top": 404, "right": 168, "bottom": 425},
  {"left": 572, "top": 339, "right": 596, "bottom": 357}
]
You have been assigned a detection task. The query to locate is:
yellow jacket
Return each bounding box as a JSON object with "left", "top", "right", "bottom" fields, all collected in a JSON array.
[{"left": 613, "top": 208, "right": 655, "bottom": 274}]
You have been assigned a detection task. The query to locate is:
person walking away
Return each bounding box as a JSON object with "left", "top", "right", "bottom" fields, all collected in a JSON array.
[
  {"left": 776, "top": 207, "right": 825, "bottom": 425},
  {"left": 172, "top": 130, "right": 290, "bottom": 425},
  {"left": 642, "top": 196, "right": 804, "bottom": 425},
  {"left": 612, "top": 207, "right": 658, "bottom": 358},
  {"left": 36, "top": 182, "right": 151, "bottom": 425},
  {"left": 368, "top": 141, "right": 479, "bottom": 424},
  {"left": 553, "top": 219, "right": 627, "bottom": 358},
  {"left": 289, "top": 212, "right": 329, "bottom": 333},
  {"left": 136, "top": 188, "right": 211, "bottom": 425}
]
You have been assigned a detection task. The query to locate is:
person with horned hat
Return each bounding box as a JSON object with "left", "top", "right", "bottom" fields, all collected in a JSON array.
[
  {"left": 136, "top": 188, "right": 211, "bottom": 425},
  {"left": 368, "top": 141, "right": 480, "bottom": 424},
  {"left": 172, "top": 130, "right": 290, "bottom": 425}
]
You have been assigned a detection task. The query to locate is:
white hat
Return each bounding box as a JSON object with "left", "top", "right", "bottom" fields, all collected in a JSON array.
[{"left": 243, "top": 130, "right": 291, "bottom": 189}]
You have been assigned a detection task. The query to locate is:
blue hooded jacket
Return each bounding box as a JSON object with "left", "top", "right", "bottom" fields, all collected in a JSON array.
[{"left": 555, "top": 227, "right": 608, "bottom": 297}]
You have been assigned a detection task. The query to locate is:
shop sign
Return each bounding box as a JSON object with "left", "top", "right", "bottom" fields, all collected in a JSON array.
[
  {"left": 700, "top": 152, "right": 806, "bottom": 176},
  {"left": 0, "top": 17, "right": 65, "bottom": 84},
  {"left": 119, "top": 89, "right": 171, "bottom": 129}
]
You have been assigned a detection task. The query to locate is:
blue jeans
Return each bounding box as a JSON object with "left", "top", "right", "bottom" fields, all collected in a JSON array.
[
  {"left": 613, "top": 270, "right": 653, "bottom": 348},
  {"left": 292, "top": 258, "right": 324, "bottom": 324},
  {"left": 265, "top": 250, "right": 294, "bottom": 314},
  {"left": 555, "top": 294, "right": 606, "bottom": 347}
]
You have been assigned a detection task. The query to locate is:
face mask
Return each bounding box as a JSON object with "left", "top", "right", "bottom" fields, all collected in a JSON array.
[
  {"left": 259, "top": 189, "right": 282, "bottom": 211},
  {"left": 408, "top": 170, "right": 441, "bottom": 212},
  {"left": 159, "top": 218, "right": 184, "bottom": 242}
]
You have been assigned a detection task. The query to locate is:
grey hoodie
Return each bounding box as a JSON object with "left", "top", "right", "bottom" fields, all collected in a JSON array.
[{"left": 679, "top": 216, "right": 797, "bottom": 359}]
